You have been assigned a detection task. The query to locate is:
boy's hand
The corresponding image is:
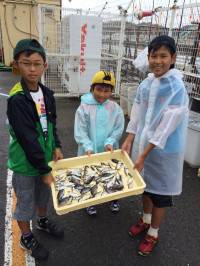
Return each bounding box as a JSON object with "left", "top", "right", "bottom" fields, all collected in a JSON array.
[
  {"left": 42, "top": 173, "right": 54, "bottom": 186},
  {"left": 134, "top": 155, "right": 145, "bottom": 173},
  {"left": 53, "top": 148, "right": 63, "bottom": 162},
  {"left": 86, "top": 150, "right": 93, "bottom": 156},
  {"left": 121, "top": 140, "right": 132, "bottom": 155},
  {"left": 105, "top": 144, "right": 113, "bottom": 152}
]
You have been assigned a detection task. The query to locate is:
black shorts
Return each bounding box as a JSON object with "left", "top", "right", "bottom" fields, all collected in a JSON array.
[{"left": 143, "top": 191, "right": 173, "bottom": 208}]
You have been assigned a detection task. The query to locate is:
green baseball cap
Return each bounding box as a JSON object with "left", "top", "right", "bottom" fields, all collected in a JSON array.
[{"left": 13, "top": 39, "right": 46, "bottom": 59}]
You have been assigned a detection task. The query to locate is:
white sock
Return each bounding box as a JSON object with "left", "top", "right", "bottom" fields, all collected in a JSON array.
[
  {"left": 147, "top": 226, "right": 159, "bottom": 238},
  {"left": 142, "top": 213, "right": 152, "bottom": 224}
]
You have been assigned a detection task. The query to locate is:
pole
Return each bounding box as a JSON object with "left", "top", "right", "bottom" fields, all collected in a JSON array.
[
  {"left": 190, "top": 23, "right": 200, "bottom": 73},
  {"left": 38, "top": 4, "right": 45, "bottom": 84},
  {"left": 115, "top": 12, "right": 126, "bottom": 95},
  {"left": 115, "top": 0, "right": 132, "bottom": 95},
  {"left": 168, "top": 0, "right": 177, "bottom": 37}
]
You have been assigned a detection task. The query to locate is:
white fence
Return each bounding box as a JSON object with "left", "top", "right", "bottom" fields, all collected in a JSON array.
[{"left": 38, "top": 2, "right": 200, "bottom": 98}]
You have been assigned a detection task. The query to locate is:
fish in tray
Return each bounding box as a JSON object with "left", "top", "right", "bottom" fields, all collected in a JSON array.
[
  {"left": 57, "top": 188, "right": 73, "bottom": 206},
  {"left": 54, "top": 159, "right": 135, "bottom": 206}
]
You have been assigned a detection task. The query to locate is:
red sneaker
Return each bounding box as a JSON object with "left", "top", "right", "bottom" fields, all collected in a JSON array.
[
  {"left": 129, "top": 218, "right": 150, "bottom": 237},
  {"left": 138, "top": 234, "right": 158, "bottom": 256}
]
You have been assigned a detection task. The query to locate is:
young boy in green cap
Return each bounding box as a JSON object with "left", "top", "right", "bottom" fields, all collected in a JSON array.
[{"left": 7, "top": 39, "right": 64, "bottom": 261}]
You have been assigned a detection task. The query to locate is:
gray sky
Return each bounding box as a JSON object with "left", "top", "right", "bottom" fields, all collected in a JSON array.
[
  {"left": 62, "top": 0, "right": 200, "bottom": 27},
  {"left": 62, "top": 0, "right": 199, "bottom": 13}
]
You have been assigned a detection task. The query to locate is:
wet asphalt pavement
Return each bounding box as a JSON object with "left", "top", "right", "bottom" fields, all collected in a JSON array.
[{"left": 0, "top": 72, "right": 200, "bottom": 266}]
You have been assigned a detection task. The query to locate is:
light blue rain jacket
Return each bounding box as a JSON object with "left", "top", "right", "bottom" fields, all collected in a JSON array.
[
  {"left": 127, "top": 69, "right": 189, "bottom": 195},
  {"left": 74, "top": 92, "right": 124, "bottom": 156}
]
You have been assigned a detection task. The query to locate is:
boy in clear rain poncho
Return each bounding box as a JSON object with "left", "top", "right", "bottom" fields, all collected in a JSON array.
[
  {"left": 74, "top": 71, "right": 124, "bottom": 216},
  {"left": 122, "top": 35, "right": 189, "bottom": 256}
]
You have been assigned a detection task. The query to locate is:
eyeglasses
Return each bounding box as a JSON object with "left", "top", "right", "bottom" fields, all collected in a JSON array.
[{"left": 17, "top": 61, "right": 45, "bottom": 69}]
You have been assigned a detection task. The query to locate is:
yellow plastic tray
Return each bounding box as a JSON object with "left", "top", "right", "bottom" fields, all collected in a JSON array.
[{"left": 49, "top": 149, "right": 146, "bottom": 215}]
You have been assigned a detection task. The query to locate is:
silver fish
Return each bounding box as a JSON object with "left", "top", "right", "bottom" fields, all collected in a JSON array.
[
  {"left": 57, "top": 189, "right": 65, "bottom": 201},
  {"left": 81, "top": 186, "right": 91, "bottom": 194},
  {"left": 84, "top": 175, "right": 95, "bottom": 185},
  {"left": 74, "top": 184, "right": 85, "bottom": 191},
  {"left": 91, "top": 184, "right": 98, "bottom": 197},
  {"left": 100, "top": 175, "right": 115, "bottom": 183},
  {"left": 68, "top": 175, "right": 82, "bottom": 185},
  {"left": 58, "top": 195, "right": 73, "bottom": 206}
]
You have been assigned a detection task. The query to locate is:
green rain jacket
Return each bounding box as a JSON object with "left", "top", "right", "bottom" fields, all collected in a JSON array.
[{"left": 7, "top": 79, "right": 61, "bottom": 176}]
